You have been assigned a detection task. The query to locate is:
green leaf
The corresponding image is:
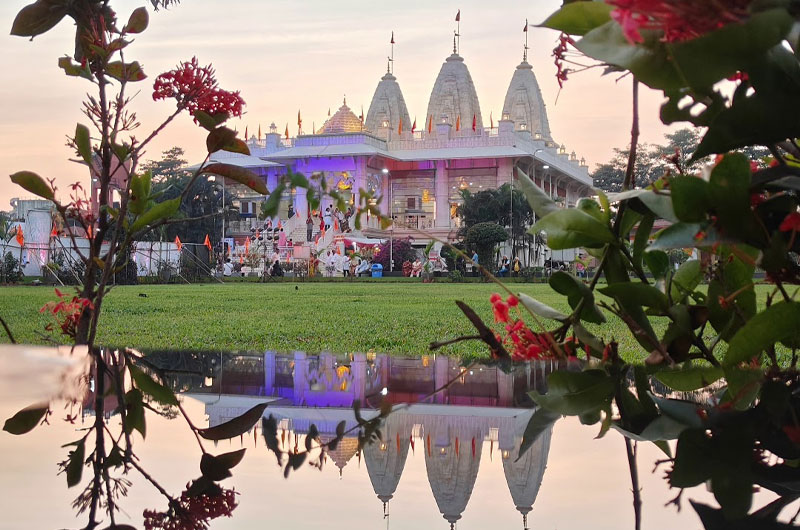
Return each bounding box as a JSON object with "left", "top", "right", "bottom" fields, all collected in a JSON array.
[
  {"left": 10, "top": 0, "right": 67, "bottom": 38},
  {"left": 538, "top": 1, "right": 613, "bottom": 36},
  {"left": 58, "top": 56, "right": 93, "bottom": 80},
  {"left": 668, "top": 8, "right": 794, "bottom": 91},
  {"left": 518, "top": 292, "right": 567, "bottom": 321},
  {"left": 549, "top": 271, "right": 605, "bottom": 324},
  {"left": 530, "top": 369, "right": 615, "bottom": 416},
  {"left": 128, "top": 362, "right": 178, "bottom": 406},
  {"left": 532, "top": 209, "right": 614, "bottom": 249},
  {"left": 106, "top": 61, "right": 147, "bottom": 82},
  {"left": 74, "top": 124, "right": 92, "bottom": 166},
  {"left": 721, "top": 366, "right": 763, "bottom": 410},
  {"left": 670, "top": 428, "right": 714, "bottom": 488},
  {"left": 202, "top": 163, "right": 268, "bottom": 195},
  {"left": 643, "top": 250, "right": 669, "bottom": 280},
  {"left": 517, "top": 407, "right": 559, "bottom": 460},
  {"left": 197, "top": 402, "right": 268, "bottom": 440},
  {"left": 650, "top": 222, "right": 723, "bottom": 250},
  {"left": 65, "top": 439, "right": 85, "bottom": 488},
  {"left": 124, "top": 6, "right": 149, "bottom": 34},
  {"left": 289, "top": 171, "right": 309, "bottom": 189},
  {"left": 655, "top": 364, "right": 724, "bottom": 392},
  {"left": 194, "top": 111, "right": 230, "bottom": 132},
  {"left": 637, "top": 191, "right": 678, "bottom": 222},
  {"left": 261, "top": 183, "right": 285, "bottom": 218},
  {"left": 650, "top": 395, "right": 704, "bottom": 429},
  {"left": 3, "top": 403, "right": 48, "bottom": 435},
  {"left": 600, "top": 282, "right": 669, "bottom": 313},
  {"left": 576, "top": 22, "right": 683, "bottom": 91},
  {"left": 517, "top": 168, "right": 559, "bottom": 218},
  {"left": 124, "top": 389, "right": 146, "bottom": 438},
  {"left": 10, "top": 171, "right": 54, "bottom": 201},
  {"left": 670, "top": 176, "right": 710, "bottom": 223},
  {"left": 724, "top": 302, "right": 800, "bottom": 366},
  {"left": 632, "top": 214, "right": 654, "bottom": 270},
  {"left": 130, "top": 197, "right": 181, "bottom": 233},
  {"left": 200, "top": 452, "right": 234, "bottom": 481},
  {"left": 669, "top": 259, "right": 701, "bottom": 303}
]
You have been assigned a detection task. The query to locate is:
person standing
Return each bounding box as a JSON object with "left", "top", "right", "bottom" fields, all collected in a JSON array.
[
  {"left": 278, "top": 227, "right": 287, "bottom": 250},
  {"left": 323, "top": 207, "right": 332, "bottom": 231},
  {"left": 512, "top": 257, "right": 521, "bottom": 276},
  {"left": 471, "top": 251, "right": 479, "bottom": 277},
  {"left": 306, "top": 214, "right": 314, "bottom": 242}
]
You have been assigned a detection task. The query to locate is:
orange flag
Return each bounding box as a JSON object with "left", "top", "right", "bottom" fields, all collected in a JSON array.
[
  {"left": 244, "top": 125, "right": 248, "bottom": 139},
  {"left": 245, "top": 237, "right": 250, "bottom": 252},
  {"left": 398, "top": 119, "right": 402, "bottom": 135},
  {"left": 455, "top": 9, "right": 460, "bottom": 22},
  {"left": 50, "top": 226, "right": 58, "bottom": 238},
  {"left": 15, "top": 225, "right": 24, "bottom": 247},
  {"left": 411, "top": 117, "right": 416, "bottom": 133},
  {"left": 284, "top": 123, "right": 289, "bottom": 140},
  {"left": 490, "top": 111, "right": 494, "bottom": 129},
  {"left": 277, "top": 220, "right": 283, "bottom": 229},
  {"left": 455, "top": 115, "right": 461, "bottom": 131},
  {"left": 297, "top": 110, "right": 302, "bottom": 134},
  {"left": 174, "top": 235, "right": 182, "bottom": 251},
  {"left": 472, "top": 114, "right": 477, "bottom": 131},
  {"left": 239, "top": 255, "right": 243, "bottom": 264},
  {"left": 427, "top": 115, "right": 433, "bottom": 134},
  {"left": 333, "top": 218, "right": 339, "bottom": 231},
  {"left": 203, "top": 234, "right": 212, "bottom": 251},
  {"left": 258, "top": 123, "right": 262, "bottom": 140}
]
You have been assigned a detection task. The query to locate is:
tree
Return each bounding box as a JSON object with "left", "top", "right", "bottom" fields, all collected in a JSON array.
[
  {"left": 372, "top": 238, "right": 416, "bottom": 271},
  {"left": 465, "top": 222, "right": 508, "bottom": 272},
  {"left": 457, "top": 184, "right": 538, "bottom": 265},
  {"left": 592, "top": 144, "right": 663, "bottom": 192},
  {"left": 140, "top": 146, "right": 190, "bottom": 182},
  {"left": 142, "top": 148, "right": 235, "bottom": 249}
]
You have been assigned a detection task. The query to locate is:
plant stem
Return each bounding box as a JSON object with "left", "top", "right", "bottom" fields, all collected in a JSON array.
[
  {"left": 0, "top": 314, "right": 16, "bottom": 344},
  {"left": 625, "top": 437, "right": 642, "bottom": 530}
]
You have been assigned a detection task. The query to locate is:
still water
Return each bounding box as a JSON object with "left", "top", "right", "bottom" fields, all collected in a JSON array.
[{"left": 0, "top": 350, "right": 780, "bottom": 529}]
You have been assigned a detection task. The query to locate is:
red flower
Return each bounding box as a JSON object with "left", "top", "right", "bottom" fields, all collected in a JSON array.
[
  {"left": 143, "top": 486, "right": 237, "bottom": 530},
  {"left": 153, "top": 57, "right": 245, "bottom": 120},
  {"left": 489, "top": 293, "right": 502, "bottom": 304},
  {"left": 749, "top": 193, "right": 766, "bottom": 208},
  {"left": 779, "top": 212, "right": 800, "bottom": 232},
  {"left": 506, "top": 295, "right": 519, "bottom": 307},
  {"left": 493, "top": 301, "right": 510, "bottom": 323},
  {"left": 750, "top": 160, "right": 760, "bottom": 173},
  {"left": 607, "top": 0, "right": 752, "bottom": 44}
]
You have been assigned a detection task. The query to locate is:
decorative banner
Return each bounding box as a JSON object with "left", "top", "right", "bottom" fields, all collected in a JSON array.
[{"left": 174, "top": 235, "right": 182, "bottom": 251}]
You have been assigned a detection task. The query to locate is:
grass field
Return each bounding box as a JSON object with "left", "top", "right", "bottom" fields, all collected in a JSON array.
[{"left": 0, "top": 281, "right": 779, "bottom": 361}]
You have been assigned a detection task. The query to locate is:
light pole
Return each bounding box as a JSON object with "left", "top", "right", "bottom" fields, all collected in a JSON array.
[
  {"left": 382, "top": 168, "right": 392, "bottom": 272},
  {"left": 208, "top": 175, "right": 226, "bottom": 259}
]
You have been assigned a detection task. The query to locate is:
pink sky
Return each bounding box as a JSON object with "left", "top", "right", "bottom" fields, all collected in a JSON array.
[{"left": 0, "top": 0, "right": 678, "bottom": 209}]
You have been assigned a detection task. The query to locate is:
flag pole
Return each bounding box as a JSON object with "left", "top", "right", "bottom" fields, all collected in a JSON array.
[{"left": 524, "top": 18, "right": 529, "bottom": 61}]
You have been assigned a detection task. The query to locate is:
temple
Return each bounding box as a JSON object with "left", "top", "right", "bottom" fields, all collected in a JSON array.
[
  {"left": 178, "top": 352, "right": 563, "bottom": 529},
  {"left": 184, "top": 28, "right": 593, "bottom": 263}
]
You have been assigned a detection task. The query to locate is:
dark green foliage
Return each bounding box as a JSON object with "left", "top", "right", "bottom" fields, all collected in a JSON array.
[
  {"left": 372, "top": 238, "right": 416, "bottom": 270},
  {"left": 465, "top": 222, "right": 508, "bottom": 272}
]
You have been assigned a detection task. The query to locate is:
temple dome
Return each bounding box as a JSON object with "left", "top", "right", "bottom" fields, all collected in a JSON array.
[
  {"left": 502, "top": 60, "right": 553, "bottom": 140},
  {"left": 323, "top": 435, "right": 360, "bottom": 475},
  {"left": 502, "top": 425, "right": 552, "bottom": 518},
  {"left": 364, "top": 415, "right": 412, "bottom": 503},
  {"left": 365, "top": 72, "right": 412, "bottom": 137},
  {"left": 317, "top": 98, "right": 363, "bottom": 134},
  {"left": 425, "top": 53, "right": 483, "bottom": 131}
]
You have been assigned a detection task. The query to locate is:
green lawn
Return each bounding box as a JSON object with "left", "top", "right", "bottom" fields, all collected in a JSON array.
[{"left": 0, "top": 281, "right": 779, "bottom": 362}]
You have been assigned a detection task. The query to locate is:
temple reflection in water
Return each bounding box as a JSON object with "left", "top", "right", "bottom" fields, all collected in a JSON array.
[{"left": 156, "top": 351, "right": 570, "bottom": 529}]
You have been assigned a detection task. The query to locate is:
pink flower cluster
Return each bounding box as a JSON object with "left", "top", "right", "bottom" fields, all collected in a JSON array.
[
  {"left": 606, "top": 0, "right": 752, "bottom": 43},
  {"left": 40, "top": 289, "right": 93, "bottom": 339},
  {"left": 143, "top": 486, "right": 237, "bottom": 530},
  {"left": 153, "top": 57, "right": 245, "bottom": 119}
]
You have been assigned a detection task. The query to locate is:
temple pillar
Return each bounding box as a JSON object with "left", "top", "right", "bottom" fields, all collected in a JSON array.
[
  {"left": 293, "top": 351, "right": 308, "bottom": 406},
  {"left": 434, "top": 160, "right": 449, "bottom": 228},
  {"left": 352, "top": 353, "right": 367, "bottom": 404},
  {"left": 381, "top": 173, "right": 392, "bottom": 218},
  {"left": 263, "top": 351, "right": 276, "bottom": 396},
  {"left": 294, "top": 186, "right": 308, "bottom": 218}
]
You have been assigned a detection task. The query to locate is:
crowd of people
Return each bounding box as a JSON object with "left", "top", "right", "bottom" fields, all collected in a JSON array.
[{"left": 308, "top": 249, "right": 371, "bottom": 278}]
